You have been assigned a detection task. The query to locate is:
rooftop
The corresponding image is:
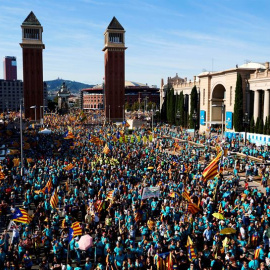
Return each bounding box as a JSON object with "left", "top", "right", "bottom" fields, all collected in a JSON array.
[
  {"left": 22, "top": 11, "right": 41, "bottom": 26},
  {"left": 107, "top": 16, "right": 124, "bottom": 30}
]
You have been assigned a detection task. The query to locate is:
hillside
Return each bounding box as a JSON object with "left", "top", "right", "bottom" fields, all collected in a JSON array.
[{"left": 45, "top": 78, "right": 94, "bottom": 94}]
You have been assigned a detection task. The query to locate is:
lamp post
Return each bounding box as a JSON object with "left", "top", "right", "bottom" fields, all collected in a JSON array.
[
  {"left": 20, "top": 99, "right": 24, "bottom": 176},
  {"left": 109, "top": 105, "right": 110, "bottom": 123},
  {"left": 176, "top": 109, "right": 181, "bottom": 126},
  {"left": 30, "top": 105, "right": 37, "bottom": 122},
  {"left": 212, "top": 103, "right": 225, "bottom": 140},
  {"left": 151, "top": 104, "right": 154, "bottom": 132},
  {"left": 192, "top": 110, "right": 197, "bottom": 136},
  {"left": 40, "top": 105, "right": 47, "bottom": 125},
  {"left": 243, "top": 112, "right": 250, "bottom": 145}
]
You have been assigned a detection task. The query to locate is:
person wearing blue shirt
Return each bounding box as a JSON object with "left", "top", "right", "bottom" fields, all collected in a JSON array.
[
  {"left": 248, "top": 256, "right": 259, "bottom": 270},
  {"left": 114, "top": 250, "right": 125, "bottom": 268},
  {"left": 84, "top": 257, "right": 92, "bottom": 270}
]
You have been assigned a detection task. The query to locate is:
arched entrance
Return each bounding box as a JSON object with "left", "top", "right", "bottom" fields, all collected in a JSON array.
[{"left": 211, "top": 84, "right": 226, "bottom": 124}]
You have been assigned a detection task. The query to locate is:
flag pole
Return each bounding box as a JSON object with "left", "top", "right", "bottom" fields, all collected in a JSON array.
[
  {"left": 20, "top": 99, "right": 24, "bottom": 177},
  {"left": 66, "top": 241, "right": 69, "bottom": 266}
]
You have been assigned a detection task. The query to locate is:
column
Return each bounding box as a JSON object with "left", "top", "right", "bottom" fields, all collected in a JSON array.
[
  {"left": 189, "top": 94, "right": 191, "bottom": 114},
  {"left": 253, "top": 90, "right": 259, "bottom": 121},
  {"left": 264, "top": 90, "right": 270, "bottom": 123}
]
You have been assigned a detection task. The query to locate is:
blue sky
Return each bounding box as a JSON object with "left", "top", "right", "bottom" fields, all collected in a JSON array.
[{"left": 0, "top": 0, "right": 270, "bottom": 86}]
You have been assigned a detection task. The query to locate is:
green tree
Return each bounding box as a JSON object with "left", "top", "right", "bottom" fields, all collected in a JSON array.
[
  {"left": 264, "top": 117, "right": 268, "bottom": 134},
  {"left": 250, "top": 116, "right": 254, "bottom": 133},
  {"left": 258, "top": 118, "right": 264, "bottom": 134},
  {"left": 267, "top": 117, "right": 270, "bottom": 135},
  {"left": 189, "top": 86, "right": 198, "bottom": 128},
  {"left": 233, "top": 74, "right": 243, "bottom": 131},
  {"left": 166, "top": 88, "right": 176, "bottom": 124},
  {"left": 179, "top": 92, "right": 184, "bottom": 126},
  {"left": 255, "top": 118, "right": 259, "bottom": 133},
  {"left": 160, "top": 90, "right": 168, "bottom": 122},
  {"left": 125, "top": 102, "right": 130, "bottom": 111},
  {"left": 175, "top": 94, "right": 179, "bottom": 125}
]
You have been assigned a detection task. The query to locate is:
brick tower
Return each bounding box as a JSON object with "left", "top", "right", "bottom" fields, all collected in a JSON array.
[
  {"left": 20, "top": 11, "right": 45, "bottom": 120},
  {"left": 103, "top": 17, "right": 127, "bottom": 122}
]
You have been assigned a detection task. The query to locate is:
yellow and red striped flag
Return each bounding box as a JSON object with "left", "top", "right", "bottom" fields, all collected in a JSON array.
[
  {"left": 254, "top": 246, "right": 261, "bottom": 260},
  {"left": 202, "top": 152, "right": 222, "bottom": 182},
  {"left": 187, "top": 236, "right": 196, "bottom": 260},
  {"left": 12, "top": 208, "right": 32, "bottom": 224},
  {"left": 106, "top": 190, "right": 114, "bottom": 201},
  {"left": 71, "top": 222, "right": 82, "bottom": 237},
  {"left": 187, "top": 202, "right": 200, "bottom": 214},
  {"left": 50, "top": 190, "right": 59, "bottom": 209},
  {"left": 182, "top": 188, "right": 191, "bottom": 202},
  {"left": 0, "top": 171, "right": 5, "bottom": 180},
  {"left": 103, "top": 144, "right": 110, "bottom": 155},
  {"left": 64, "top": 163, "right": 74, "bottom": 171},
  {"left": 156, "top": 252, "right": 173, "bottom": 270},
  {"left": 35, "top": 178, "right": 53, "bottom": 194},
  {"left": 218, "top": 204, "right": 223, "bottom": 214}
]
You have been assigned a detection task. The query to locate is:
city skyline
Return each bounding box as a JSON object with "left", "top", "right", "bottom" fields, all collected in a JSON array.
[{"left": 0, "top": 0, "right": 270, "bottom": 86}]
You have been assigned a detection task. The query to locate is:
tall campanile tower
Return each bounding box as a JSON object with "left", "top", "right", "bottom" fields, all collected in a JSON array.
[
  {"left": 103, "top": 17, "right": 127, "bottom": 122},
  {"left": 20, "top": 11, "right": 45, "bottom": 120}
]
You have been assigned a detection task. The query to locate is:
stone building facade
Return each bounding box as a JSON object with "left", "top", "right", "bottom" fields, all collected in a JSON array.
[{"left": 160, "top": 62, "right": 269, "bottom": 132}]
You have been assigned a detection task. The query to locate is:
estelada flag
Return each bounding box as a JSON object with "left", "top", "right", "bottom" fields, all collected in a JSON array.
[
  {"left": 218, "top": 204, "right": 223, "bottom": 214},
  {"left": 50, "top": 190, "right": 58, "bottom": 209},
  {"left": 13, "top": 158, "right": 20, "bottom": 167},
  {"left": 106, "top": 190, "right": 114, "bottom": 201},
  {"left": 182, "top": 188, "right": 191, "bottom": 202},
  {"left": 35, "top": 178, "right": 53, "bottom": 194},
  {"left": 64, "top": 163, "right": 74, "bottom": 171},
  {"left": 0, "top": 171, "right": 5, "bottom": 180},
  {"left": 187, "top": 236, "right": 196, "bottom": 261},
  {"left": 156, "top": 252, "right": 173, "bottom": 270},
  {"left": 187, "top": 202, "right": 200, "bottom": 214},
  {"left": 103, "top": 144, "right": 110, "bottom": 155},
  {"left": 202, "top": 151, "right": 222, "bottom": 182},
  {"left": 168, "top": 191, "right": 180, "bottom": 198},
  {"left": 71, "top": 222, "right": 82, "bottom": 237},
  {"left": 254, "top": 246, "right": 261, "bottom": 260},
  {"left": 64, "top": 131, "right": 75, "bottom": 139},
  {"left": 11, "top": 208, "right": 32, "bottom": 224}
]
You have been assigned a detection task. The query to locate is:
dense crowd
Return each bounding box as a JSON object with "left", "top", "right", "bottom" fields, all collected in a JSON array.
[{"left": 0, "top": 113, "right": 269, "bottom": 270}]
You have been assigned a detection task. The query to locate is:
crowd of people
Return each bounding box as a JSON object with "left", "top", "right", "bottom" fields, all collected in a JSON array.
[{"left": 0, "top": 112, "right": 269, "bottom": 270}]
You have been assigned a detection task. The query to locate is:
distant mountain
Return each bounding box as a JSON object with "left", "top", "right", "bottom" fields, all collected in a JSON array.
[{"left": 45, "top": 78, "right": 94, "bottom": 94}]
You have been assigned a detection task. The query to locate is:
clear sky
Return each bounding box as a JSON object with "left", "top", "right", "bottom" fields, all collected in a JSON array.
[{"left": 0, "top": 0, "right": 270, "bottom": 86}]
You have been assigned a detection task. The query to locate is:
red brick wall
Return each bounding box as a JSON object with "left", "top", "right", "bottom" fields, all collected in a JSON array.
[
  {"left": 104, "top": 50, "right": 125, "bottom": 120},
  {"left": 23, "top": 48, "right": 44, "bottom": 120}
]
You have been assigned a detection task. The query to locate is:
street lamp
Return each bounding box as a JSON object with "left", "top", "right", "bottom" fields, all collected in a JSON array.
[
  {"left": 212, "top": 103, "right": 225, "bottom": 140},
  {"left": 40, "top": 105, "right": 47, "bottom": 125},
  {"left": 243, "top": 112, "right": 250, "bottom": 145},
  {"left": 30, "top": 105, "right": 37, "bottom": 122},
  {"left": 176, "top": 110, "right": 181, "bottom": 125},
  {"left": 151, "top": 104, "right": 155, "bottom": 132},
  {"left": 192, "top": 110, "right": 198, "bottom": 133},
  {"left": 20, "top": 99, "right": 24, "bottom": 176}
]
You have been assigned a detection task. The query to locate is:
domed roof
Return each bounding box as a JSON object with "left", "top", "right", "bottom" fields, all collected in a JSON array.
[
  {"left": 239, "top": 62, "right": 265, "bottom": 69},
  {"left": 93, "top": 84, "right": 103, "bottom": 89},
  {"left": 125, "top": 81, "right": 147, "bottom": 87}
]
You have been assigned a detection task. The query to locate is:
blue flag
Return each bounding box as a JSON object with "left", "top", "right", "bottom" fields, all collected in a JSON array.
[{"left": 68, "top": 228, "right": 74, "bottom": 243}]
